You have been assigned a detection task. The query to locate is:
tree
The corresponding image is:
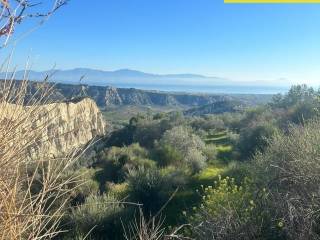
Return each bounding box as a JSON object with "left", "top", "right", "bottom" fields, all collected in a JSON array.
[
  {"left": 157, "top": 126, "right": 207, "bottom": 173},
  {"left": 270, "top": 85, "right": 317, "bottom": 109},
  {"left": 0, "top": 0, "right": 68, "bottom": 47},
  {"left": 238, "top": 122, "right": 278, "bottom": 160}
]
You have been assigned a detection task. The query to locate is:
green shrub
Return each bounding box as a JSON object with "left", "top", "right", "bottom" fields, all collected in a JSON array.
[
  {"left": 63, "top": 194, "right": 126, "bottom": 239},
  {"left": 99, "top": 143, "right": 156, "bottom": 183},
  {"left": 126, "top": 167, "right": 173, "bottom": 215},
  {"left": 105, "top": 182, "right": 129, "bottom": 198},
  {"left": 60, "top": 168, "right": 100, "bottom": 206},
  {"left": 253, "top": 118, "right": 320, "bottom": 239},
  {"left": 238, "top": 122, "right": 278, "bottom": 160},
  {"left": 288, "top": 101, "right": 319, "bottom": 124},
  {"left": 153, "top": 143, "right": 183, "bottom": 167}
]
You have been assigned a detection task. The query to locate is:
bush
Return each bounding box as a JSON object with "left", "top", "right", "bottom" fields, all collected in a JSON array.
[
  {"left": 63, "top": 194, "right": 126, "bottom": 239},
  {"left": 132, "top": 118, "right": 170, "bottom": 148},
  {"left": 98, "top": 143, "right": 156, "bottom": 183},
  {"left": 288, "top": 101, "right": 319, "bottom": 124},
  {"left": 227, "top": 131, "right": 240, "bottom": 146},
  {"left": 253, "top": 118, "right": 320, "bottom": 239},
  {"left": 153, "top": 143, "right": 183, "bottom": 167},
  {"left": 66, "top": 167, "right": 100, "bottom": 205},
  {"left": 105, "top": 182, "right": 129, "bottom": 198},
  {"left": 126, "top": 167, "right": 172, "bottom": 215},
  {"left": 190, "top": 176, "right": 279, "bottom": 240},
  {"left": 238, "top": 122, "right": 278, "bottom": 160}
]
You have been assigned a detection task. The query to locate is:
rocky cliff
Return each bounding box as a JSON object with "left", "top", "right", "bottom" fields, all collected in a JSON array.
[
  {"left": 1, "top": 98, "right": 106, "bottom": 159},
  {"left": 0, "top": 80, "right": 273, "bottom": 109},
  {"left": 52, "top": 83, "right": 231, "bottom": 108},
  {"left": 52, "top": 84, "right": 272, "bottom": 108}
]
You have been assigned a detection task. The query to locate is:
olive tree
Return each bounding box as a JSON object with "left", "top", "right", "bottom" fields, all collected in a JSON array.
[{"left": 158, "top": 126, "right": 207, "bottom": 173}]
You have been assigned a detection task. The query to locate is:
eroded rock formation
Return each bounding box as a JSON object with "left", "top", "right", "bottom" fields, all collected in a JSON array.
[{"left": 0, "top": 98, "right": 106, "bottom": 159}]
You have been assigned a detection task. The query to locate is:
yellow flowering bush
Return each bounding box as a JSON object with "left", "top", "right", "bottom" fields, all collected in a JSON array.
[
  {"left": 198, "top": 176, "right": 254, "bottom": 220},
  {"left": 189, "top": 176, "right": 279, "bottom": 239}
]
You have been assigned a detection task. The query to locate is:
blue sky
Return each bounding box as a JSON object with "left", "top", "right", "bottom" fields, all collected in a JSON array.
[{"left": 3, "top": 0, "right": 320, "bottom": 85}]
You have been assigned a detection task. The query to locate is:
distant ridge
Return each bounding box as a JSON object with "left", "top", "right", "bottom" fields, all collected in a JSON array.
[{"left": 0, "top": 68, "right": 230, "bottom": 86}]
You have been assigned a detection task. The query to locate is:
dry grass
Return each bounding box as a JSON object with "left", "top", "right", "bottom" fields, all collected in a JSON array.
[
  {"left": 0, "top": 1, "right": 91, "bottom": 239},
  {"left": 0, "top": 71, "right": 86, "bottom": 239}
]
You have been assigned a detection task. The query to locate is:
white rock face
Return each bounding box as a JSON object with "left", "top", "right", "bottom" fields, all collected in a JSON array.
[{"left": 0, "top": 98, "right": 106, "bottom": 159}]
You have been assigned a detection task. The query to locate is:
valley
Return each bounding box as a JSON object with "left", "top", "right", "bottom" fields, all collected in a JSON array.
[
  {"left": 2, "top": 78, "right": 320, "bottom": 240},
  {"left": 1, "top": 1, "right": 319, "bottom": 239}
]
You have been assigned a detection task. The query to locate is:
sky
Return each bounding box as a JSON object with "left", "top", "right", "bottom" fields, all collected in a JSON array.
[{"left": 2, "top": 0, "right": 320, "bottom": 85}]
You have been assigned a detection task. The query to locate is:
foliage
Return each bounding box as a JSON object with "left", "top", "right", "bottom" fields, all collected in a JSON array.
[
  {"left": 271, "top": 84, "right": 316, "bottom": 108},
  {"left": 53, "top": 84, "right": 320, "bottom": 239},
  {"left": 253, "top": 118, "right": 320, "bottom": 239},
  {"left": 159, "top": 126, "right": 200, "bottom": 155},
  {"left": 157, "top": 126, "right": 207, "bottom": 173},
  {"left": 202, "top": 144, "right": 218, "bottom": 162},
  {"left": 153, "top": 144, "right": 183, "bottom": 167},
  {"left": 270, "top": 85, "right": 320, "bottom": 124},
  {"left": 190, "top": 176, "right": 281, "bottom": 240},
  {"left": 106, "top": 182, "right": 129, "bottom": 199},
  {"left": 238, "top": 122, "right": 278, "bottom": 159},
  {"left": 98, "top": 143, "right": 156, "bottom": 183},
  {"left": 185, "top": 149, "right": 207, "bottom": 174},
  {"left": 126, "top": 167, "right": 174, "bottom": 215},
  {"left": 104, "top": 112, "right": 183, "bottom": 148},
  {"left": 190, "top": 115, "right": 225, "bottom": 131},
  {"left": 63, "top": 194, "right": 126, "bottom": 240},
  {"left": 66, "top": 167, "right": 100, "bottom": 205}
]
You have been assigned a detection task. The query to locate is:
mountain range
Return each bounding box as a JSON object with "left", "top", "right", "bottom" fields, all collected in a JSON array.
[
  {"left": 0, "top": 68, "right": 290, "bottom": 94},
  {"left": 0, "top": 68, "right": 227, "bottom": 86}
]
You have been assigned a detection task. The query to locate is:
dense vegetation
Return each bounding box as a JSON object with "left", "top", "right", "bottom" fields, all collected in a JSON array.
[{"left": 53, "top": 84, "right": 320, "bottom": 239}]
